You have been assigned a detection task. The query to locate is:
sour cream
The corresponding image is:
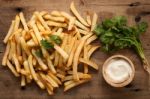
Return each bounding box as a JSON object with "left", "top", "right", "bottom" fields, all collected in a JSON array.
[
  {"left": 102, "top": 55, "right": 135, "bottom": 87},
  {"left": 106, "top": 59, "right": 132, "bottom": 83}
]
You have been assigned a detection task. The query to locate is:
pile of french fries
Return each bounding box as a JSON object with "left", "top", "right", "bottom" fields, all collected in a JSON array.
[{"left": 2, "top": 2, "right": 99, "bottom": 95}]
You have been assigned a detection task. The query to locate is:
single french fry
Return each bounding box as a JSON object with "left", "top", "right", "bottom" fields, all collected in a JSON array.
[
  {"left": 86, "top": 14, "right": 92, "bottom": 26},
  {"left": 3, "top": 20, "right": 15, "bottom": 43},
  {"left": 51, "top": 11, "right": 62, "bottom": 17},
  {"left": 2, "top": 42, "right": 10, "bottom": 66},
  {"left": 6, "top": 60, "right": 20, "bottom": 77},
  {"left": 12, "top": 54, "right": 21, "bottom": 73},
  {"left": 67, "top": 36, "right": 76, "bottom": 55},
  {"left": 73, "top": 33, "right": 92, "bottom": 81},
  {"left": 58, "top": 56, "right": 63, "bottom": 67},
  {"left": 88, "top": 46, "right": 99, "bottom": 59},
  {"left": 60, "top": 34, "right": 68, "bottom": 63},
  {"left": 32, "top": 57, "right": 37, "bottom": 66},
  {"left": 62, "top": 76, "right": 73, "bottom": 82},
  {"left": 60, "top": 11, "right": 73, "bottom": 19},
  {"left": 17, "top": 56, "right": 23, "bottom": 65},
  {"left": 44, "top": 14, "right": 65, "bottom": 22},
  {"left": 47, "top": 21, "right": 67, "bottom": 27},
  {"left": 15, "top": 33, "right": 22, "bottom": 56},
  {"left": 87, "top": 44, "right": 92, "bottom": 51},
  {"left": 28, "top": 14, "right": 36, "bottom": 28},
  {"left": 64, "top": 80, "right": 74, "bottom": 86},
  {"left": 68, "top": 17, "right": 76, "bottom": 30},
  {"left": 63, "top": 74, "right": 91, "bottom": 81},
  {"left": 75, "top": 20, "right": 89, "bottom": 31},
  {"left": 54, "top": 44, "right": 69, "bottom": 60},
  {"left": 64, "top": 79, "right": 90, "bottom": 91},
  {"left": 19, "top": 12, "right": 29, "bottom": 31},
  {"left": 91, "top": 12, "right": 98, "bottom": 31},
  {"left": 78, "top": 29, "right": 89, "bottom": 35},
  {"left": 86, "top": 35, "right": 97, "bottom": 45},
  {"left": 67, "top": 40, "right": 78, "bottom": 67},
  {"left": 40, "top": 31, "right": 51, "bottom": 35},
  {"left": 26, "top": 39, "right": 37, "bottom": 47},
  {"left": 28, "top": 55, "right": 38, "bottom": 81},
  {"left": 83, "top": 45, "right": 88, "bottom": 73},
  {"left": 54, "top": 51, "right": 59, "bottom": 66},
  {"left": 79, "top": 58, "right": 98, "bottom": 70},
  {"left": 14, "top": 15, "right": 20, "bottom": 32},
  {"left": 70, "top": 2, "right": 89, "bottom": 27},
  {"left": 67, "top": 71, "right": 88, "bottom": 75},
  {"left": 47, "top": 88, "right": 54, "bottom": 95},
  {"left": 8, "top": 39, "right": 16, "bottom": 60},
  {"left": 20, "top": 37, "right": 31, "bottom": 56},
  {"left": 35, "top": 12, "right": 50, "bottom": 31},
  {"left": 21, "top": 75, "right": 26, "bottom": 87},
  {"left": 40, "top": 11, "right": 48, "bottom": 16},
  {"left": 23, "top": 61, "right": 31, "bottom": 76},
  {"left": 47, "top": 57, "right": 56, "bottom": 74}
]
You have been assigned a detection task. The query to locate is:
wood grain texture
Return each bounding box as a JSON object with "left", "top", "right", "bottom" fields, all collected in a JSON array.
[{"left": 0, "top": 0, "right": 150, "bottom": 99}]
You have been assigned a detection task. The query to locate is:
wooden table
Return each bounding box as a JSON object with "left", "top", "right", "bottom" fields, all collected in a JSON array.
[{"left": 0, "top": 0, "right": 150, "bottom": 99}]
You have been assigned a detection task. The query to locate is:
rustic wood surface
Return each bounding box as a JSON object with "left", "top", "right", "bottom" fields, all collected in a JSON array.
[{"left": 0, "top": 0, "right": 150, "bottom": 99}]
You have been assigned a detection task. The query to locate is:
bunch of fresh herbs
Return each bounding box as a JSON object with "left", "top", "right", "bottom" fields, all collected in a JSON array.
[{"left": 94, "top": 16, "right": 150, "bottom": 73}]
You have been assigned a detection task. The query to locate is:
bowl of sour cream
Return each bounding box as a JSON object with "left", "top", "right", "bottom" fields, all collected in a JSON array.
[{"left": 102, "top": 55, "right": 135, "bottom": 87}]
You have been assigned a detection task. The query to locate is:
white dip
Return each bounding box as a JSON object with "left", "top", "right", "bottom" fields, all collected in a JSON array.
[{"left": 106, "top": 59, "right": 132, "bottom": 83}]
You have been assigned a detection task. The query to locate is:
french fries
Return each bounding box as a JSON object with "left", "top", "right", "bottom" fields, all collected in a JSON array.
[
  {"left": 73, "top": 33, "right": 92, "bottom": 81},
  {"left": 2, "top": 2, "right": 99, "bottom": 95},
  {"left": 70, "top": 2, "right": 89, "bottom": 27},
  {"left": 2, "top": 42, "right": 10, "bottom": 66},
  {"left": 91, "top": 12, "right": 98, "bottom": 31},
  {"left": 44, "top": 14, "right": 65, "bottom": 22},
  {"left": 3, "top": 21, "right": 15, "bottom": 43},
  {"left": 19, "top": 12, "right": 29, "bottom": 31}
]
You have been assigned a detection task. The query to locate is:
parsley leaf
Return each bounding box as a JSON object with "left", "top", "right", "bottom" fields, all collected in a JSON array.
[
  {"left": 40, "top": 39, "right": 54, "bottom": 50},
  {"left": 35, "top": 49, "right": 43, "bottom": 58},
  {"left": 49, "top": 35, "right": 62, "bottom": 45}
]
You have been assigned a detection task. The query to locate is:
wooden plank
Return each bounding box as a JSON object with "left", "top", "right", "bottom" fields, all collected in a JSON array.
[
  {"left": 0, "top": 0, "right": 150, "bottom": 99},
  {"left": 83, "top": 0, "right": 150, "bottom": 5}
]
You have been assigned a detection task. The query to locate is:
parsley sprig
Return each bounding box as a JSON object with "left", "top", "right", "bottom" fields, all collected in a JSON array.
[{"left": 94, "top": 16, "right": 150, "bottom": 73}]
